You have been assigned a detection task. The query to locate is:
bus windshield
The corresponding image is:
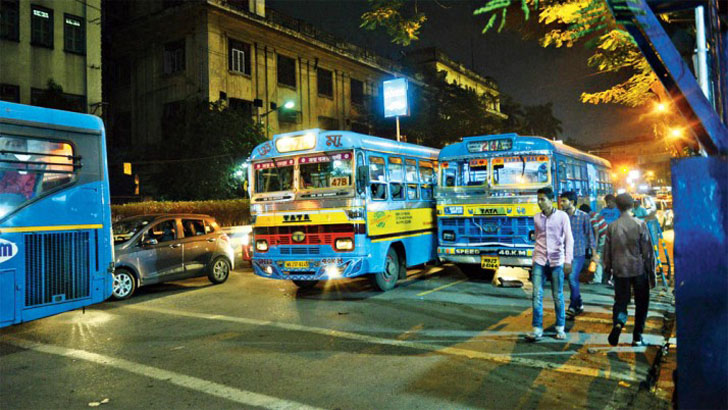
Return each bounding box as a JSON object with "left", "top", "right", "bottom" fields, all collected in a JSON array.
[
  {"left": 254, "top": 158, "right": 294, "bottom": 193},
  {"left": 299, "top": 151, "right": 353, "bottom": 189},
  {"left": 440, "top": 158, "right": 489, "bottom": 187},
  {"left": 492, "top": 155, "right": 550, "bottom": 187}
]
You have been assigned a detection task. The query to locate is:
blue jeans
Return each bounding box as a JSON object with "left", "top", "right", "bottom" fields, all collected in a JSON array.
[
  {"left": 567, "top": 255, "right": 586, "bottom": 310},
  {"left": 532, "top": 263, "right": 565, "bottom": 328},
  {"left": 613, "top": 273, "right": 650, "bottom": 340}
]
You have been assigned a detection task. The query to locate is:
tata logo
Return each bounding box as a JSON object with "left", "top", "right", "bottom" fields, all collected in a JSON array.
[
  {"left": 283, "top": 214, "right": 312, "bottom": 223},
  {"left": 0, "top": 239, "right": 18, "bottom": 264},
  {"left": 291, "top": 231, "right": 305, "bottom": 243},
  {"left": 477, "top": 208, "right": 500, "bottom": 215}
]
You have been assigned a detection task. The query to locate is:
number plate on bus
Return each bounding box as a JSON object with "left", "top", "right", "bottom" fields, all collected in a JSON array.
[
  {"left": 284, "top": 261, "right": 309, "bottom": 269},
  {"left": 481, "top": 256, "right": 499, "bottom": 270}
]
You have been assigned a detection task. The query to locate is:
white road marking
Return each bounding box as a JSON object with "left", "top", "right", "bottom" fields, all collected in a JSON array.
[
  {"left": 125, "top": 305, "right": 644, "bottom": 382},
  {"left": 5, "top": 337, "right": 324, "bottom": 410}
]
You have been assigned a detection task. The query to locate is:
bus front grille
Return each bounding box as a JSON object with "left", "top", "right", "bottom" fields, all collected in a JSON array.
[
  {"left": 24, "top": 232, "right": 91, "bottom": 307},
  {"left": 279, "top": 247, "right": 321, "bottom": 255},
  {"left": 441, "top": 217, "right": 532, "bottom": 245}
]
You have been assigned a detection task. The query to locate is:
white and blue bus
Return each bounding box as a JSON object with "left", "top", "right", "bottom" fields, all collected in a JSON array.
[
  {"left": 436, "top": 133, "right": 612, "bottom": 274},
  {"left": 0, "top": 102, "right": 113, "bottom": 327},
  {"left": 248, "top": 129, "right": 440, "bottom": 291}
]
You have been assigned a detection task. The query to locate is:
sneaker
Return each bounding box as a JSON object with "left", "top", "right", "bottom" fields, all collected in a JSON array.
[
  {"left": 525, "top": 327, "right": 543, "bottom": 342},
  {"left": 555, "top": 326, "right": 566, "bottom": 340},
  {"left": 632, "top": 339, "right": 648, "bottom": 347},
  {"left": 608, "top": 323, "right": 623, "bottom": 346},
  {"left": 607, "top": 280, "right": 614, "bottom": 287}
]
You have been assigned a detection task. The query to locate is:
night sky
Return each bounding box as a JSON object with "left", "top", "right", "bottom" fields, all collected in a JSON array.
[{"left": 267, "top": 0, "right": 650, "bottom": 146}]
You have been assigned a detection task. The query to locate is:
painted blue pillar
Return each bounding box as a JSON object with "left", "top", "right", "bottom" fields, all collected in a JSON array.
[{"left": 671, "top": 156, "right": 728, "bottom": 408}]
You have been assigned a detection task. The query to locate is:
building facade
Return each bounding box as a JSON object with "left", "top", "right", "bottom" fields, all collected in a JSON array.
[{"left": 0, "top": 0, "right": 102, "bottom": 114}]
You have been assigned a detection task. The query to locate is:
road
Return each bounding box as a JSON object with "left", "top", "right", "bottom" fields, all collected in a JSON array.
[{"left": 1, "top": 262, "right": 674, "bottom": 409}]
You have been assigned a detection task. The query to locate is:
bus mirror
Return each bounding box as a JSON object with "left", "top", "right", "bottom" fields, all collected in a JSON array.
[{"left": 356, "top": 166, "right": 369, "bottom": 194}]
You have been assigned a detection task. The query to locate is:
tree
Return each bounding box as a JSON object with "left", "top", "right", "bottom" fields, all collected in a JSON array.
[
  {"left": 137, "top": 99, "right": 266, "bottom": 200},
  {"left": 361, "top": 0, "right": 660, "bottom": 108}
]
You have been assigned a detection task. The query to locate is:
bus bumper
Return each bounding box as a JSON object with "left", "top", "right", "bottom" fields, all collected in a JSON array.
[
  {"left": 438, "top": 254, "right": 532, "bottom": 268},
  {"left": 251, "top": 256, "right": 369, "bottom": 281}
]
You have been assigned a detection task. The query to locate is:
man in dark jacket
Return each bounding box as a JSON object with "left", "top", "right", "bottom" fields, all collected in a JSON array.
[{"left": 603, "top": 193, "right": 656, "bottom": 346}]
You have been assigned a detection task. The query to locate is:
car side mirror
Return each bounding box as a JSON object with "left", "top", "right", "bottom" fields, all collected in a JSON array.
[
  {"left": 142, "top": 238, "right": 158, "bottom": 247},
  {"left": 356, "top": 165, "right": 369, "bottom": 195}
]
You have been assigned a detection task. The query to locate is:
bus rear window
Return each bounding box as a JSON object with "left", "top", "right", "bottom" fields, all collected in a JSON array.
[
  {"left": 0, "top": 135, "right": 76, "bottom": 219},
  {"left": 492, "top": 156, "right": 550, "bottom": 186}
]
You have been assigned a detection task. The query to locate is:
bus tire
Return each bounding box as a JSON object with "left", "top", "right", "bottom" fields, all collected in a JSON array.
[
  {"left": 457, "top": 263, "right": 482, "bottom": 278},
  {"left": 112, "top": 268, "right": 136, "bottom": 300},
  {"left": 372, "top": 247, "right": 400, "bottom": 291},
  {"left": 292, "top": 280, "right": 318, "bottom": 289},
  {"left": 208, "top": 256, "right": 231, "bottom": 284}
]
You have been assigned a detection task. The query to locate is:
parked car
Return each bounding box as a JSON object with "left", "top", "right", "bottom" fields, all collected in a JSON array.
[
  {"left": 655, "top": 198, "right": 674, "bottom": 229},
  {"left": 111, "top": 214, "right": 234, "bottom": 299}
]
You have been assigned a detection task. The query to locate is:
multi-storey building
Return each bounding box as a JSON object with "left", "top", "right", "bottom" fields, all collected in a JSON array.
[{"left": 0, "top": 0, "right": 102, "bottom": 114}]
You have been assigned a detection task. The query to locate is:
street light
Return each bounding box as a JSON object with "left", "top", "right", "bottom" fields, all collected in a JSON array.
[
  {"left": 654, "top": 102, "right": 668, "bottom": 113},
  {"left": 260, "top": 100, "right": 296, "bottom": 119},
  {"left": 669, "top": 127, "right": 683, "bottom": 139}
]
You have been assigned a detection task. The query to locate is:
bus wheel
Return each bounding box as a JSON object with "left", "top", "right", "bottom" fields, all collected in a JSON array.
[
  {"left": 112, "top": 269, "right": 136, "bottom": 300},
  {"left": 292, "top": 280, "right": 318, "bottom": 289},
  {"left": 372, "top": 247, "right": 400, "bottom": 291}
]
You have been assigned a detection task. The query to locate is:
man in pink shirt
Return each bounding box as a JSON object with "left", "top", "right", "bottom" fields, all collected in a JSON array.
[{"left": 526, "top": 186, "right": 574, "bottom": 342}]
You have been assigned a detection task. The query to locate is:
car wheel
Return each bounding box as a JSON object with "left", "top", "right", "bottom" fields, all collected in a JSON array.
[
  {"left": 208, "top": 256, "right": 231, "bottom": 284},
  {"left": 112, "top": 269, "right": 136, "bottom": 300},
  {"left": 371, "top": 247, "right": 400, "bottom": 291},
  {"left": 292, "top": 280, "right": 318, "bottom": 289}
]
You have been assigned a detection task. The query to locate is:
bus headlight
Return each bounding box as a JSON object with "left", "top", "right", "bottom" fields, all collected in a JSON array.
[
  {"left": 335, "top": 238, "right": 354, "bottom": 251},
  {"left": 255, "top": 239, "right": 268, "bottom": 252},
  {"left": 442, "top": 231, "right": 455, "bottom": 241}
]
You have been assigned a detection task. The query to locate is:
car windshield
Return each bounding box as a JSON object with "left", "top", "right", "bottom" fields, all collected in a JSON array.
[
  {"left": 299, "top": 151, "right": 353, "bottom": 190},
  {"left": 113, "top": 216, "right": 153, "bottom": 244},
  {"left": 492, "top": 155, "right": 550, "bottom": 187},
  {"left": 253, "top": 158, "right": 294, "bottom": 193}
]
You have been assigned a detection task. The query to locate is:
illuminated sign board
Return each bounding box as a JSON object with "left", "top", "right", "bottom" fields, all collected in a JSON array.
[
  {"left": 466, "top": 138, "right": 513, "bottom": 153},
  {"left": 383, "top": 78, "right": 408, "bottom": 118},
  {"left": 275, "top": 132, "right": 317, "bottom": 153}
]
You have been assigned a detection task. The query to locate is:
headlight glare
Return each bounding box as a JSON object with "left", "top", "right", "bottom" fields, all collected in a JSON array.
[
  {"left": 255, "top": 239, "right": 268, "bottom": 251},
  {"left": 335, "top": 238, "right": 354, "bottom": 251}
]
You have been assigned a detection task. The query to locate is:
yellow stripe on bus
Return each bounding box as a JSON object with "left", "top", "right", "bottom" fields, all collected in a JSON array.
[
  {"left": 437, "top": 203, "right": 540, "bottom": 217},
  {"left": 0, "top": 224, "right": 104, "bottom": 233},
  {"left": 254, "top": 210, "right": 352, "bottom": 227}
]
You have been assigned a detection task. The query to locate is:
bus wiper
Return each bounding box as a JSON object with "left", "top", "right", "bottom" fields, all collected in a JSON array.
[{"left": 520, "top": 155, "right": 526, "bottom": 176}]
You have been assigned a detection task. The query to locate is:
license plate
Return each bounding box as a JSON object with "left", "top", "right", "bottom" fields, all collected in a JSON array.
[
  {"left": 284, "top": 261, "right": 309, "bottom": 269},
  {"left": 481, "top": 256, "right": 499, "bottom": 270}
]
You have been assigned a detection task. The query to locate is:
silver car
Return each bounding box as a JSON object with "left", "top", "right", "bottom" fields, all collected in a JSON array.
[{"left": 111, "top": 214, "right": 234, "bottom": 299}]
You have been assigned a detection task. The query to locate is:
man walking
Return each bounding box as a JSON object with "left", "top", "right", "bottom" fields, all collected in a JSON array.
[
  {"left": 559, "top": 191, "right": 595, "bottom": 320},
  {"left": 526, "top": 187, "right": 573, "bottom": 342},
  {"left": 579, "top": 204, "right": 608, "bottom": 284},
  {"left": 603, "top": 193, "right": 656, "bottom": 346},
  {"left": 599, "top": 194, "right": 621, "bottom": 225}
]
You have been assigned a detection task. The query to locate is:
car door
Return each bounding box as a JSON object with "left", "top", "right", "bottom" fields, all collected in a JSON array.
[
  {"left": 136, "top": 219, "right": 184, "bottom": 283},
  {"left": 181, "top": 218, "right": 212, "bottom": 275}
]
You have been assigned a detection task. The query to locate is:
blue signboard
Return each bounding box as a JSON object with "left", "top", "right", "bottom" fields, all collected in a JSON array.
[{"left": 383, "top": 78, "right": 408, "bottom": 118}]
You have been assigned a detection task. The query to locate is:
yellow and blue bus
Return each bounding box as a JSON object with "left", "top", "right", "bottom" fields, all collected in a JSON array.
[
  {"left": 0, "top": 102, "right": 114, "bottom": 327},
  {"left": 248, "top": 129, "right": 440, "bottom": 291},
  {"left": 436, "top": 133, "right": 612, "bottom": 274}
]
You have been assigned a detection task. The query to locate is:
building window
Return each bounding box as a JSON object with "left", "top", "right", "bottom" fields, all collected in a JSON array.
[
  {"left": 277, "top": 54, "right": 296, "bottom": 88},
  {"left": 30, "top": 88, "right": 85, "bottom": 112},
  {"left": 317, "top": 68, "right": 333, "bottom": 98},
  {"left": 0, "top": 0, "right": 19, "bottom": 41},
  {"left": 31, "top": 5, "right": 53, "bottom": 48},
  {"left": 0, "top": 83, "right": 20, "bottom": 102},
  {"left": 63, "top": 14, "right": 84, "bottom": 54},
  {"left": 350, "top": 78, "right": 364, "bottom": 106},
  {"left": 162, "top": 101, "right": 185, "bottom": 141},
  {"left": 163, "top": 39, "right": 185, "bottom": 74},
  {"left": 228, "top": 39, "right": 251, "bottom": 75},
  {"left": 318, "top": 116, "right": 339, "bottom": 130},
  {"left": 228, "top": 98, "right": 253, "bottom": 117}
]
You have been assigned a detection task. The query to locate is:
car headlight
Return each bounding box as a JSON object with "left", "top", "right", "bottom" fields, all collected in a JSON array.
[
  {"left": 442, "top": 231, "right": 455, "bottom": 241},
  {"left": 335, "top": 238, "right": 354, "bottom": 251},
  {"left": 255, "top": 239, "right": 268, "bottom": 252}
]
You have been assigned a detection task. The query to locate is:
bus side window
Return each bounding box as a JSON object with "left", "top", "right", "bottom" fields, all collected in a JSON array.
[
  {"left": 389, "top": 157, "right": 404, "bottom": 200},
  {"left": 419, "top": 160, "right": 434, "bottom": 200},
  {"left": 369, "top": 156, "right": 387, "bottom": 200},
  {"left": 406, "top": 159, "right": 418, "bottom": 200}
]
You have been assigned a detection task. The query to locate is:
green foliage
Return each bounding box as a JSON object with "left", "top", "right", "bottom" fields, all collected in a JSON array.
[
  {"left": 360, "top": 0, "right": 427, "bottom": 45},
  {"left": 138, "top": 99, "right": 266, "bottom": 201},
  {"left": 500, "top": 95, "right": 563, "bottom": 139},
  {"left": 111, "top": 199, "right": 251, "bottom": 226}
]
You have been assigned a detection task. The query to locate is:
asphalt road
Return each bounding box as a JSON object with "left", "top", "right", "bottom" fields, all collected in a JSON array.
[{"left": 0, "top": 263, "right": 674, "bottom": 409}]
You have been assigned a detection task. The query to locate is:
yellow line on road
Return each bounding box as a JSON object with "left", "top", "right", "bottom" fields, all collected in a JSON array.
[{"left": 417, "top": 279, "right": 468, "bottom": 296}]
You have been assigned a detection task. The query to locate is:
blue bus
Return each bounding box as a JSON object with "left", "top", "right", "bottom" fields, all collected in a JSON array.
[
  {"left": 248, "top": 129, "right": 440, "bottom": 291},
  {"left": 0, "top": 102, "right": 113, "bottom": 327},
  {"left": 436, "top": 133, "right": 612, "bottom": 274}
]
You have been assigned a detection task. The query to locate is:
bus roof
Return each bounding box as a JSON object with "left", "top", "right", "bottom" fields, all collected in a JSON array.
[
  {"left": 249, "top": 129, "right": 440, "bottom": 161},
  {"left": 0, "top": 101, "right": 104, "bottom": 134},
  {"left": 440, "top": 133, "right": 611, "bottom": 168}
]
